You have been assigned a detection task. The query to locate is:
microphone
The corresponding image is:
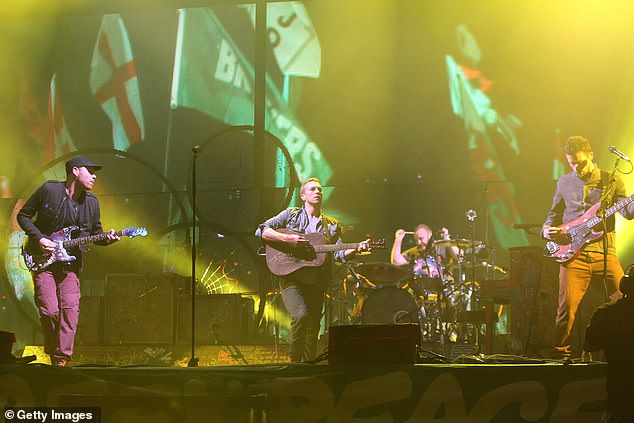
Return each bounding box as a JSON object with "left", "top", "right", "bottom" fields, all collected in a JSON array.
[
  {"left": 513, "top": 223, "right": 542, "bottom": 230},
  {"left": 609, "top": 146, "right": 631, "bottom": 162},
  {"left": 192, "top": 145, "right": 201, "bottom": 154}
]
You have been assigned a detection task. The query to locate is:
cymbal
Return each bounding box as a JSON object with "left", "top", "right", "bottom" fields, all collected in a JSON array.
[
  {"left": 354, "top": 262, "right": 409, "bottom": 283},
  {"left": 434, "top": 238, "right": 480, "bottom": 249}
]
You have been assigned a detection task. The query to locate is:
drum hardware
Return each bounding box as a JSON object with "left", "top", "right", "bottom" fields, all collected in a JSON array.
[
  {"left": 434, "top": 238, "right": 477, "bottom": 250},
  {"left": 336, "top": 263, "right": 370, "bottom": 325},
  {"left": 339, "top": 247, "right": 496, "bottom": 354},
  {"left": 354, "top": 262, "right": 410, "bottom": 287}
]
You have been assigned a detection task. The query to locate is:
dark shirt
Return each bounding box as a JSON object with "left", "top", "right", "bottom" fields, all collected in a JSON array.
[
  {"left": 17, "top": 180, "right": 106, "bottom": 267},
  {"left": 585, "top": 298, "right": 634, "bottom": 419},
  {"left": 543, "top": 166, "right": 634, "bottom": 255}
]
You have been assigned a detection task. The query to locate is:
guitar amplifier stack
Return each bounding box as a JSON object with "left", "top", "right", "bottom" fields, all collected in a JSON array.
[
  {"left": 78, "top": 274, "right": 254, "bottom": 345},
  {"left": 508, "top": 247, "right": 559, "bottom": 357}
]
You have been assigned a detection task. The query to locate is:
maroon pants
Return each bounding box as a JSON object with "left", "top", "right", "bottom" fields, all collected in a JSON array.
[
  {"left": 33, "top": 264, "right": 80, "bottom": 360},
  {"left": 554, "top": 252, "right": 624, "bottom": 354}
]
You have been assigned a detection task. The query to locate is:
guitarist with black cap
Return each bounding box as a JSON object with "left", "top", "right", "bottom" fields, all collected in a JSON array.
[
  {"left": 17, "top": 155, "right": 120, "bottom": 366},
  {"left": 542, "top": 136, "right": 634, "bottom": 359},
  {"left": 256, "top": 177, "right": 371, "bottom": 363}
]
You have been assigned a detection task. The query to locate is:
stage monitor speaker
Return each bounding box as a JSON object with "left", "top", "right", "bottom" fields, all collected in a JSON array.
[
  {"left": 104, "top": 273, "right": 180, "bottom": 345},
  {"left": 328, "top": 324, "right": 420, "bottom": 365},
  {"left": 176, "top": 294, "right": 253, "bottom": 345}
]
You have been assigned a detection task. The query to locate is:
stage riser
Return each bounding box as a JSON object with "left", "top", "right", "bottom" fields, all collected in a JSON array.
[{"left": 1, "top": 361, "right": 608, "bottom": 423}]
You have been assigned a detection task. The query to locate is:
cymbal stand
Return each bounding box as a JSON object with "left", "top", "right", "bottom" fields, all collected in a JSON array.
[
  {"left": 465, "top": 210, "right": 483, "bottom": 351},
  {"left": 341, "top": 263, "right": 365, "bottom": 324},
  {"left": 259, "top": 280, "right": 281, "bottom": 357},
  {"left": 271, "top": 290, "right": 279, "bottom": 356},
  {"left": 466, "top": 209, "right": 478, "bottom": 298}
]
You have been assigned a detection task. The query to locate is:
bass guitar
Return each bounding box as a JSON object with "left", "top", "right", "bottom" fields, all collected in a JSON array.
[
  {"left": 265, "top": 228, "right": 385, "bottom": 276},
  {"left": 22, "top": 225, "right": 147, "bottom": 272},
  {"left": 545, "top": 193, "right": 634, "bottom": 263}
]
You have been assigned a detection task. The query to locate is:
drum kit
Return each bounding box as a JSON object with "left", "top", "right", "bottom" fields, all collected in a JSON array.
[{"left": 337, "top": 237, "right": 505, "bottom": 351}]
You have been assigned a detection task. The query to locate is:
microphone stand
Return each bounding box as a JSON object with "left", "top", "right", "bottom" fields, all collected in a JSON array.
[
  {"left": 482, "top": 184, "right": 490, "bottom": 280},
  {"left": 598, "top": 158, "right": 620, "bottom": 302},
  {"left": 188, "top": 145, "right": 201, "bottom": 367},
  {"left": 466, "top": 210, "right": 478, "bottom": 310}
]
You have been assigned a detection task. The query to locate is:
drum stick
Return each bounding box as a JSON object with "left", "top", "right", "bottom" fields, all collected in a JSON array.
[{"left": 403, "top": 231, "right": 415, "bottom": 235}]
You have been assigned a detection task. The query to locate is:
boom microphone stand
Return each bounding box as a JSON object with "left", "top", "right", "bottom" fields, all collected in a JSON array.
[{"left": 188, "top": 145, "right": 201, "bottom": 367}]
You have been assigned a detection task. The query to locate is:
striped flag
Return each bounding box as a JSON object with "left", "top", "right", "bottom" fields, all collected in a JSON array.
[{"left": 90, "top": 14, "right": 145, "bottom": 151}]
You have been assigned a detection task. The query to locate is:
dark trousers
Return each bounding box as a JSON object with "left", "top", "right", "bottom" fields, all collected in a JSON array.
[
  {"left": 33, "top": 264, "right": 81, "bottom": 360},
  {"left": 280, "top": 279, "right": 325, "bottom": 363},
  {"left": 554, "top": 252, "right": 623, "bottom": 355}
]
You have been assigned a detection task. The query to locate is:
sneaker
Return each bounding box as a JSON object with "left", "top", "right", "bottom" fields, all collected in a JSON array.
[
  {"left": 50, "top": 355, "right": 68, "bottom": 367},
  {"left": 53, "top": 358, "right": 67, "bottom": 367}
]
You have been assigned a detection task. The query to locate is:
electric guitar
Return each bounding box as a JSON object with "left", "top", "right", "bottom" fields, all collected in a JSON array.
[
  {"left": 22, "top": 225, "right": 147, "bottom": 272},
  {"left": 265, "top": 228, "right": 385, "bottom": 276},
  {"left": 545, "top": 193, "right": 634, "bottom": 263}
]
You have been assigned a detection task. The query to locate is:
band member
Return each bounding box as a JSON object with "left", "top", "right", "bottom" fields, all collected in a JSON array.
[
  {"left": 584, "top": 265, "right": 634, "bottom": 422},
  {"left": 255, "top": 178, "right": 370, "bottom": 363},
  {"left": 391, "top": 224, "right": 458, "bottom": 278},
  {"left": 17, "top": 156, "right": 119, "bottom": 366},
  {"left": 543, "top": 136, "right": 634, "bottom": 358}
]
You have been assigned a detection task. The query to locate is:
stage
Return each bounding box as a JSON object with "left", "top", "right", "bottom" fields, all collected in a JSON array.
[{"left": 1, "top": 346, "right": 607, "bottom": 423}]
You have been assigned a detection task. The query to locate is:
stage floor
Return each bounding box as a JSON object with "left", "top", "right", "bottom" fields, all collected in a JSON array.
[{"left": 1, "top": 346, "right": 608, "bottom": 423}]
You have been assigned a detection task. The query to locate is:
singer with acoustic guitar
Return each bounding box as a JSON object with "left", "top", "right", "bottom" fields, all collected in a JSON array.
[
  {"left": 542, "top": 136, "right": 634, "bottom": 359},
  {"left": 256, "top": 178, "right": 371, "bottom": 363}
]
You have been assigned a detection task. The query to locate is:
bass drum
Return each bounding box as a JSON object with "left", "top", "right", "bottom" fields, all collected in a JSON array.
[{"left": 360, "top": 286, "right": 418, "bottom": 325}]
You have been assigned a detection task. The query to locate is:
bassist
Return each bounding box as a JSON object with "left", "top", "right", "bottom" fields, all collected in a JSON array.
[
  {"left": 17, "top": 156, "right": 119, "bottom": 366},
  {"left": 542, "top": 136, "right": 634, "bottom": 359},
  {"left": 255, "top": 178, "right": 370, "bottom": 363}
]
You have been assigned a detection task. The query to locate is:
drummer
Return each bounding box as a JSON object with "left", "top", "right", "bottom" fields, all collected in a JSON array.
[{"left": 391, "top": 224, "right": 459, "bottom": 290}]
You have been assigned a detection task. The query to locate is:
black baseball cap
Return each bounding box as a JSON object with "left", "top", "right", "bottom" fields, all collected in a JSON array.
[{"left": 65, "top": 156, "right": 102, "bottom": 174}]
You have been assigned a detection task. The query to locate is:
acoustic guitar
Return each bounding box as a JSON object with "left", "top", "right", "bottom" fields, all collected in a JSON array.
[{"left": 265, "top": 228, "right": 385, "bottom": 276}]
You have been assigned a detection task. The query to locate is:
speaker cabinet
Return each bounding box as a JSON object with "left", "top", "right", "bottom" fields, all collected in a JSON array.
[
  {"left": 176, "top": 294, "right": 253, "bottom": 345},
  {"left": 104, "top": 274, "right": 180, "bottom": 345},
  {"left": 76, "top": 296, "right": 103, "bottom": 345},
  {"left": 328, "top": 324, "right": 420, "bottom": 365},
  {"left": 508, "top": 247, "right": 559, "bottom": 356}
]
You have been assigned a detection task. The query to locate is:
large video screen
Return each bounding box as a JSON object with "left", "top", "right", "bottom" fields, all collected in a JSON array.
[{"left": 2, "top": 0, "right": 634, "bottom": 343}]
